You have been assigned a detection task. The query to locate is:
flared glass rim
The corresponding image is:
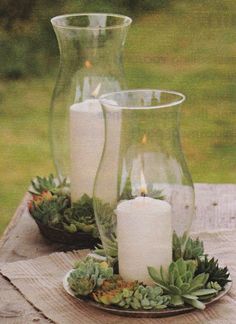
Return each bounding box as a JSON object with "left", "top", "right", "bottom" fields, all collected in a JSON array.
[
  {"left": 99, "top": 89, "right": 186, "bottom": 110},
  {"left": 51, "top": 13, "right": 132, "bottom": 30}
]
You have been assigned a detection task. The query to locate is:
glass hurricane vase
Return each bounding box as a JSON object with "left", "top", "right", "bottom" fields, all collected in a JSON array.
[
  {"left": 94, "top": 89, "right": 195, "bottom": 284},
  {"left": 50, "top": 13, "right": 132, "bottom": 202}
]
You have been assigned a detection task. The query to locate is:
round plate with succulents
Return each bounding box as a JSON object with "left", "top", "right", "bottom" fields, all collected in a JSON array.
[
  {"left": 28, "top": 175, "right": 100, "bottom": 248},
  {"left": 62, "top": 234, "right": 232, "bottom": 318}
]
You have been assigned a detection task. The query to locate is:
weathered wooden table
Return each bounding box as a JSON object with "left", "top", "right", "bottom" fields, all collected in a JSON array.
[{"left": 0, "top": 184, "right": 236, "bottom": 323}]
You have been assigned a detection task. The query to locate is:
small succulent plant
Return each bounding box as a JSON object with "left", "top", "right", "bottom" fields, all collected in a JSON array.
[
  {"left": 29, "top": 174, "right": 69, "bottom": 196},
  {"left": 68, "top": 257, "right": 114, "bottom": 296},
  {"left": 195, "top": 255, "right": 231, "bottom": 288},
  {"left": 93, "top": 198, "right": 118, "bottom": 260},
  {"left": 129, "top": 285, "right": 170, "bottom": 310},
  {"left": 93, "top": 277, "right": 170, "bottom": 310},
  {"left": 206, "top": 281, "right": 222, "bottom": 292},
  {"left": 28, "top": 175, "right": 99, "bottom": 237},
  {"left": 63, "top": 194, "right": 99, "bottom": 237},
  {"left": 29, "top": 194, "right": 70, "bottom": 226},
  {"left": 148, "top": 258, "right": 217, "bottom": 310},
  {"left": 172, "top": 231, "right": 204, "bottom": 261}
]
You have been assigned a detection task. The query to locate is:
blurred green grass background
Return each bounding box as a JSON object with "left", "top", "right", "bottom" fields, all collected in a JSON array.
[{"left": 0, "top": 0, "right": 236, "bottom": 234}]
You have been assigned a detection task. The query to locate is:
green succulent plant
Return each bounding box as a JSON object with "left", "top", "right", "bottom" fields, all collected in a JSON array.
[
  {"left": 68, "top": 257, "right": 114, "bottom": 296},
  {"left": 30, "top": 193, "right": 99, "bottom": 235},
  {"left": 119, "top": 177, "right": 133, "bottom": 200},
  {"left": 29, "top": 174, "right": 69, "bottom": 196},
  {"left": 93, "top": 198, "right": 118, "bottom": 260},
  {"left": 64, "top": 194, "right": 99, "bottom": 237},
  {"left": 130, "top": 285, "right": 170, "bottom": 310},
  {"left": 148, "top": 258, "right": 217, "bottom": 310},
  {"left": 173, "top": 231, "right": 204, "bottom": 261},
  {"left": 30, "top": 194, "right": 70, "bottom": 226},
  {"left": 148, "top": 188, "right": 165, "bottom": 200},
  {"left": 94, "top": 235, "right": 118, "bottom": 258},
  {"left": 29, "top": 175, "right": 99, "bottom": 237},
  {"left": 195, "top": 255, "right": 231, "bottom": 288},
  {"left": 206, "top": 281, "right": 222, "bottom": 292},
  {"left": 93, "top": 277, "right": 170, "bottom": 310}
]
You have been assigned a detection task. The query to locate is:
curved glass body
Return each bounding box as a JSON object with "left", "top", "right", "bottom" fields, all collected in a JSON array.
[
  {"left": 50, "top": 13, "right": 132, "bottom": 201},
  {"left": 94, "top": 89, "right": 195, "bottom": 282}
]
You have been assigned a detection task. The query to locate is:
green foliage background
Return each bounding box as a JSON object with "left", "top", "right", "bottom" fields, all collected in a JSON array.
[{"left": 0, "top": 0, "right": 235, "bottom": 234}]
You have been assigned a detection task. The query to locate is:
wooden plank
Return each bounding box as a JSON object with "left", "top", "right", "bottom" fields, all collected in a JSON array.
[
  {"left": 0, "top": 274, "right": 49, "bottom": 324},
  {"left": 0, "top": 193, "right": 30, "bottom": 252},
  {"left": 193, "top": 183, "right": 236, "bottom": 232}
]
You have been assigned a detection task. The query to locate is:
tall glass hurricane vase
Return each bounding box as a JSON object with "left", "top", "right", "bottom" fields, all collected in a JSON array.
[
  {"left": 94, "top": 89, "right": 195, "bottom": 285},
  {"left": 50, "top": 14, "right": 132, "bottom": 202}
]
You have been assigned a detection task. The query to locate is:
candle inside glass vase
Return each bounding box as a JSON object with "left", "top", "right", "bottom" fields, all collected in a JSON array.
[
  {"left": 70, "top": 98, "right": 121, "bottom": 203},
  {"left": 70, "top": 99, "right": 104, "bottom": 202},
  {"left": 116, "top": 172, "right": 172, "bottom": 285},
  {"left": 95, "top": 89, "right": 195, "bottom": 286}
]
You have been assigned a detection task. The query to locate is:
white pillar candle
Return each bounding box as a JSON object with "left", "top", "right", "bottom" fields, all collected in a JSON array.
[
  {"left": 116, "top": 197, "right": 172, "bottom": 285},
  {"left": 70, "top": 99, "right": 105, "bottom": 201}
]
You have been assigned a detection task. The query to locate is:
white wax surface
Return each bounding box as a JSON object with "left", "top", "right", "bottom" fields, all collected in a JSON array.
[
  {"left": 97, "top": 108, "right": 121, "bottom": 204},
  {"left": 70, "top": 99, "right": 104, "bottom": 201},
  {"left": 116, "top": 197, "right": 172, "bottom": 285}
]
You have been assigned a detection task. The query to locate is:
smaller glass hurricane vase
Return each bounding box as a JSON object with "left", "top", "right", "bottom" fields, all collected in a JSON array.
[{"left": 93, "top": 89, "right": 195, "bottom": 284}]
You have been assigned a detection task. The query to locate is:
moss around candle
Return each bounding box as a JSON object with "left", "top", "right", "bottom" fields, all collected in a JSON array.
[
  {"left": 116, "top": 197, "right": 172, "bottom": 285},
  {"left": 70, "top": 99, "right": 104, "bottom": 202}
]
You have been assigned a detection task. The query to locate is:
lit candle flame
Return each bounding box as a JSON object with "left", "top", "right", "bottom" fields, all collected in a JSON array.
[
  {"left": 141, "top": 134, "right": 147, "bottom": 145},
  {"left": 140, "top": 168, "right": 147, "bottom": 196},
  {"left": 91, "top": 83, "right": 102, "bottom": 98},
  {"left": 84, "top": 60, "right": 92, "bottom": 69}
]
